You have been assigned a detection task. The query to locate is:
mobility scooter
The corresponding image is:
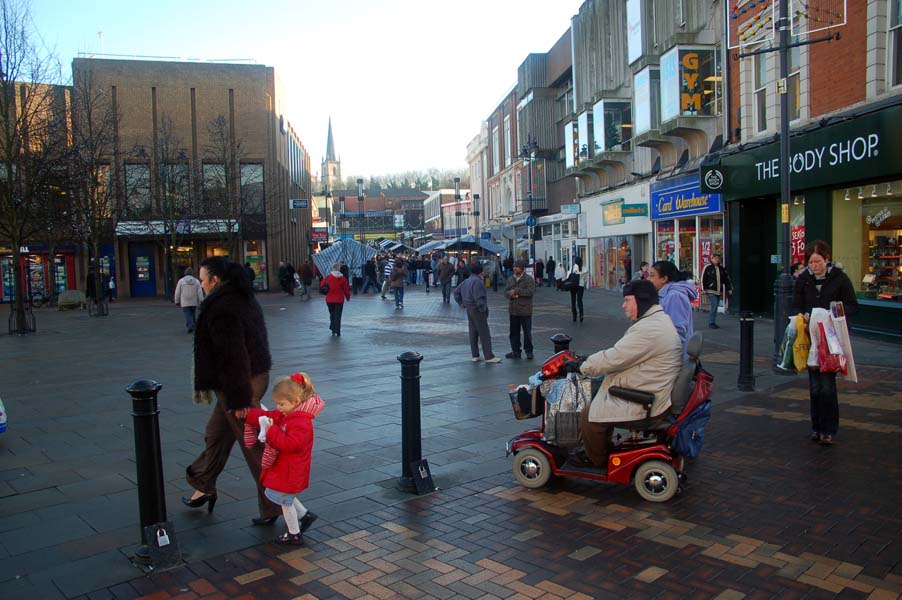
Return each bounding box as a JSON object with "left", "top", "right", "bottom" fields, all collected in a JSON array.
[{"left": 506, "top": 333, "right": 712, "bottom": 502}]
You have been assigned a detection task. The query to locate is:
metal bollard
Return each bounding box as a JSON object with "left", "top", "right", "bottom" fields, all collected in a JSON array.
[
  {"left": 126, "top": 379, "right": 167, "bottom": 564},
  {"left": 397, "top": 352, "right": 424, "bottom": 493},
  {"left": 738, "top": 312, "right": 756, "bottom": 391},
  {"left": 550, "top": 333, "right": 572, "bottom": 353}
]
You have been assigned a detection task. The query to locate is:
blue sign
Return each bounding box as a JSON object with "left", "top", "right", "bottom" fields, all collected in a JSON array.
[
  {"left": 481, "top": 232, "right": 491, "bottom": 239},
  {"left": 526, "top": 215, "right": 537, "bottom": 227},
  {"left": 650, "top": 175, "right": 722, "bottom": 220}
]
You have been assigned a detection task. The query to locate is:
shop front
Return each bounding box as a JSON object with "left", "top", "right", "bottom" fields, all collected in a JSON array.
[
  {"left": 582, "top": 183, "right": 652, "bottom": 290},
  {"left": 701, "top": 97, "right": 902, "bottom": 337},
  {"left": 536, "top": 210, "right": 578, "bottom": 272},
  {"left": 650, "top": 174, "right": 725, "bottom": 281},
  {"left": 1, "top": 244, "right": 78, "bottom": 303}
]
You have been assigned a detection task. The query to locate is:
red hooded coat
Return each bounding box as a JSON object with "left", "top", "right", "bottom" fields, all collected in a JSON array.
[
  {"left": 320, "top": 272, "right": 351, "bottom": 304},
  {"left": 246, "top": 407, "right": 314, "bottom": 494}
]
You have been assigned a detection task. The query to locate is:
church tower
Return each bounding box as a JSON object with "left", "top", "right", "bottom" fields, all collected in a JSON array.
[{"left": 320, "top": 117, "right": 342, "bottom": 193}]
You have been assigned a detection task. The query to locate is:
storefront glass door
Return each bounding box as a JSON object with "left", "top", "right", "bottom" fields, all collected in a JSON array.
[{"left": 678, "top": 218, "right": 697, "bottom": 276}]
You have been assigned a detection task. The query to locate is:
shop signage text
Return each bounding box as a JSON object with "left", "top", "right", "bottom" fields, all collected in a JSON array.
[
  {"left": 561, "top": 203, "right": 581, "bottom": 214},
  {"left": 602, "top": 199, "right": 625, "bottom": 225},
  {"left": 290, "top": 198, "right": 310, "bottom": 209},
  {"left": 650, "top": 175, "right": 722, "bottom": 220},
  {"left": 754, "top": 134, "right": 880, "bottom": 182},
  {"left": 701, "top": 103, "right": 902, "bottom": 199},
  {"left": 622, "top": 203, "right": 649, "bottom": 217}
]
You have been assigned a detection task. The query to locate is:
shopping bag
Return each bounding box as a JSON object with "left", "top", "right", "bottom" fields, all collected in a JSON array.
[
  {"left": 792, "top": 314, "right": 811, "bottom": 372},
  {"left": 776, "top": 319, "right": 797, "bottom": 372},
  {"left": 830, "top": 301, "right": 857, "bottom": 383},
  {"left": 817, "top": 322, "right": 847, "bottom": 375},
  {"left": 0, "top": 396, "right": 6, "bottom": 434},
  {"left": 807, "top": 308, "right": 830, "bottom": 368}
]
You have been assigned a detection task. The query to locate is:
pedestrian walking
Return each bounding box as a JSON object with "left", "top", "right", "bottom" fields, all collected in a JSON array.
[
  {"left": 243, "top": 262, "right": 257, "bottom": 287},
  {"left": 381, "top": 256, "right": 395, "bottom": 299},
  {"left": 184, "top": 257, "right": 281, "bottom": 526},
  {"left": 701, "top": 254, "right": 732, "bottom": 329},
  {"left": 298, "top": 260, "right": 314, "bottom": 300},
  {"left": 436, "top": 256, "right": 455, "bottom": 304},
  {"left": 244, "top": 372, "right": 322, "bottom": 545},
  {"left": 534, "top": 258, "right": 544, "bottom": 286},
  {"left": 568, "top": 256, "right": 589, "bottom": 322},
  {"left": 389, "top": 258, "right": 408, "bottom": 309},
  {"left": 454, "top": 263, "right": 501, "bottom": 363},
  {"left": 648, "top": 260, "right": 698, "bottom": 354},
  {"left": 505, "top": 260, "right": 535, "bottom": 359},
  {"left": 173, "top": 267, "right": 204, "bottom": 333},
  {"left": 632, "top": 261, "right": 649, "bottom": 281},
  {"left": 278, "top": 262, "right": 296, "bottom": 296},
  {"left": 362, "top": 259, "right": 378, "bottom": 294},
  {"left": 791, "top": 240, "right": 858, "bottom": 446},
  {"left": 554, "top": 261, "right": 567, "bottom": 291},
  {"left": 546, "top": 257, "right": 556, "bottom": 287},
  {"left": 321, "top": 263, "right": 351, "bottom": 336}
]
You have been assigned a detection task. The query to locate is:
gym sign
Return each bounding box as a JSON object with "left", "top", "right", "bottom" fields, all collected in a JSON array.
[{"left": 700, "top": 103, "right": 902, "bottom": 199}]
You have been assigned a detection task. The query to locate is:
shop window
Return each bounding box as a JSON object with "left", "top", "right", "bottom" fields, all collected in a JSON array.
[
  {"left": 634, "top": 67, "right": 661, "bottom": 135},
  {"left": 832, "top": 181, "right": 902, "bottom": 303},
  {"left": 203, "top": 163, "right": 226, "bottom": 215},
  {"left": 755, "top": 54, "right": 768, "bottom": 132},
  {"left": 492, "top": 126, "right": 500, "bottom": 174},
  {"left": 678, "top": 218, "right": 697, "bottom": 277},
  {"left": 503, "top": 115, "right": 512, "bottom": 169},
  {"left": 656, "top": 220, "right": 676, "bottom": 263},
  {"left": 593, "top": 99, "right": 632, "bottom": 152},
  {"left": 240, "top": 163, "right": 264, "bottom": 215},
  {"left": 892, "top": 0, "right": 902, "bottom": 87},
  {"left": 161, "top": 163, "right": 190, "bottom": 214}
]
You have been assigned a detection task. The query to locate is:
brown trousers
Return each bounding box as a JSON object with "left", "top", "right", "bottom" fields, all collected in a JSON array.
[
  {"left": 579, "top": 405, "right": 670, "bottom": 467},
  {"left": 186, "top": 372, "right": 280, "bottom": 519}
]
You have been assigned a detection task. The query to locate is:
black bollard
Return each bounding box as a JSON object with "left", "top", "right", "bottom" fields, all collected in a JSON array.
[
  {"left": 126, "top": 379, "right": 167, "bottom": 564},
  {"left": 550, "top": 333, "right": 572, "bottom": 353},
  {"left": 738, "top": 312, "right": 756, "bottom": 391},
  {"left": 397, "top": 352, "right": 424, "bottom": 493}
]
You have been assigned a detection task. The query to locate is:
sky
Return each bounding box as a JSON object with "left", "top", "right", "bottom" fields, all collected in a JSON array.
[{"left": 30, "top": 0, "right": 584, "bottom": 178}]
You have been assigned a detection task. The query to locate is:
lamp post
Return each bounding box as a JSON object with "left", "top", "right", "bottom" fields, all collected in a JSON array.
[
  {"left": 520, "top": 135, "right": 539, "bottom": 267},
  {"left": 453, "top": 177, "right": 462, "bottom": 240},
  {"left": 473, "top": 193, "right": 481, "bottom": 257},
  {"left": 357, "top": 178, "right": 364, "bottom": 243}
]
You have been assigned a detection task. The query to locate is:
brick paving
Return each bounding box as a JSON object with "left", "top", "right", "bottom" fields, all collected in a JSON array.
[{"left": 1, "top": 284, "right": 900, "bottom": 599}]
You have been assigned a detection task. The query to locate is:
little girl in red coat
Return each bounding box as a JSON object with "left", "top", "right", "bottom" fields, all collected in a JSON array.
[{"left": 245, "top": 372, "right": 323, "bottom": 545}]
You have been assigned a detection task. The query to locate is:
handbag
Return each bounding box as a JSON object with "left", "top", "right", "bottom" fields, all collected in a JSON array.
[
  {"left": 562, "top": 271, "right": 580, "bottom": 291},
  {"left": 319, "top": 281, "right": 330, "bottom": 295},
  {"left": 830, "top": 301, "right": 857, "bottom": 382}
]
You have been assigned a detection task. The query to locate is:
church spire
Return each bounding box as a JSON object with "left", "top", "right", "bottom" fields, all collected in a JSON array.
[{"left": 325, "top": 117, "right": 336, "bottom": 162}]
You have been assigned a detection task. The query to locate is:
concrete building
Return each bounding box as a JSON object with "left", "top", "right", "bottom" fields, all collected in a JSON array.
[
  {"left": 329, "top": 188, "right": 428, "bottom": 243},
  {"left": 71, "top": 57, "right": 312, "bottom": 297}
]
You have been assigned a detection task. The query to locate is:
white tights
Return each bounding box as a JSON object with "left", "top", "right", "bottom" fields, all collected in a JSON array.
[{"left": 281, "top": 498, "right": 308, "bottom": 534}]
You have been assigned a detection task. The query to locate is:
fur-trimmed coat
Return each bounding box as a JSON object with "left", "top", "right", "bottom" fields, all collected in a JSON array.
[{"left": 193, "top": 282, "right": 272, "bottom": 409}]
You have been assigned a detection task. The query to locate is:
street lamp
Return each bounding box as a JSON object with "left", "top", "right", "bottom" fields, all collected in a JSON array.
[
  {"left": 520, "top": 135, "right": 539, "bottom": 267},
  {"left": 473, "top": 193, "right": 481, "bottom": 256},
  {"left": 453, "top": 176, "right": 462, "bottom": 239},
  {"left": 357, "top": 178, "right": 364, "bottom": 243}
]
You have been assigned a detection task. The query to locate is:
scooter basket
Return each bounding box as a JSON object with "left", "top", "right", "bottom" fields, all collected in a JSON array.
[{"left": 509, "top": 386, "right": 544, "bottom": 420}]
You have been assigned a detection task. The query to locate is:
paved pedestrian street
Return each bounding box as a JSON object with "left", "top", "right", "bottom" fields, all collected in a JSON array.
[{"left": 1, "top": 285, "right": 900, "bottom": 599}]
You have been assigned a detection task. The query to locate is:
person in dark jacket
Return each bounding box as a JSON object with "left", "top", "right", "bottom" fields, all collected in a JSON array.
[
  {"left": 701, "top": 254, "right": 732, "bottom": 329},
  {"left": 546, "top": 257, "right": 556, "bottom": 287},
  {"left": 184, "top": 257, "right": 281, "bottom": 525},
  {"left": 791, "top": 240, "right": 858, "bottom": 446},
  {"left": 321, "top": 263, "right": 352, "bottom": 336},
  {"left": 505, "top": 260, "right": 536, "bottom": 359}
]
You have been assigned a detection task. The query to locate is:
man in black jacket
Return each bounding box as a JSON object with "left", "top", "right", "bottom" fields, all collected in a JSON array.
[{"left": 701, "top": 254, "right": 732, "bottom": 329}]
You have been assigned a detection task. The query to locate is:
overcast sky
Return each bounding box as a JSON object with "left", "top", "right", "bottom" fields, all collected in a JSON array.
[{"left": 31, "top": 0, "right": 583, "bottom": 177}]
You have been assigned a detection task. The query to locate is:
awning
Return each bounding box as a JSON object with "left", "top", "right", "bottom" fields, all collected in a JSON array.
[
  {"left": 415, "top": 240, "right": 445, "bottom": 254},
  {"left": 313, "top": 239, "right": 376, "bottom": 276}
]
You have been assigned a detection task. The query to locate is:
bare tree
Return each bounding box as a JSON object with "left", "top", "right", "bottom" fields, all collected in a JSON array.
[
  {"left": 0, "top": 0, "right": 65, "bottom": 332},
  {"left": 68, "top": 63, "right": 122, "bottom": 315},
  {"left": 202, "top": 114, "right": 264, "bottom": 260}
]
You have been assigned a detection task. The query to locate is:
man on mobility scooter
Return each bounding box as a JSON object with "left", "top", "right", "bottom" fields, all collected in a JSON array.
[
  {"left": 507, "top": 279, "right": 713, "bottom": 502},
  {"left": 568, "top": 279, "right": 682, "bottom": 467}
]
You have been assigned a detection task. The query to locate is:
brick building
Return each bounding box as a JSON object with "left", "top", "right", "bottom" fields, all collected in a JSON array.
[{"left": 71, "top": 57, "right": 312, "bottom": 297}]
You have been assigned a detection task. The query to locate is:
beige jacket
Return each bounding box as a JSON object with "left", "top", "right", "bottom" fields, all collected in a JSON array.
[{"left": 579, "top": 306, "right": 683, "bottom": 423}]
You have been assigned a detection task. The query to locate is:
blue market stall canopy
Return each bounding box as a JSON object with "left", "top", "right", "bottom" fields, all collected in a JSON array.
[
  {"left": 313, "top": 239, "right": 376, "bottom": 277},
  {"left": 416, "top": 240, "right": 445, "bottom": 255},
  {"left": 440, "top": 235, "right": 508, "bottom": 258}
]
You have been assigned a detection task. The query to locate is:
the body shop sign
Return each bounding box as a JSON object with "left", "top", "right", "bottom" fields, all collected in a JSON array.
[
  {"left": 701, "top": 103, "right": 902, "bottom": 198},
  {"left": 651, "top": 175, "right": 722, "bottom": 220}
]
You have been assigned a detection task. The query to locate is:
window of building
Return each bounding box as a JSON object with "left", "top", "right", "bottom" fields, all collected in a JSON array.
[
  {"left": 788, "top": 38, "right": 801, "bottom": 121},
  {"left": 503, "top": 115, "right": 512, "bottom": 168},
  {"left": 634, "top": 66, "right": 661, "bottom": 135},
  {"left": 240, "top": 164, "right": 264, "bottom": 214},
  {"left": 203, "top": 163, "right": 226, "bottom": 214},
  {"left": 124, "top": 163, "right": 151, "bottom": 216},
  {"left": 755, "top": 54, "right": 768, "bottom": 132},
  {"left": 492, "top": 126, "right": 500, "bottom": 174},
  {"left": 161, "top": 163, "right": 190, "bottom": 213},
  {"left": 891, "top": 0, "right": 902, "bottom": 86}
]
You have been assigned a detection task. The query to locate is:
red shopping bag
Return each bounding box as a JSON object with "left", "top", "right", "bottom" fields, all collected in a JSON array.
[{"left": 817, "top": 322, "right": 847, "bottom": 375}]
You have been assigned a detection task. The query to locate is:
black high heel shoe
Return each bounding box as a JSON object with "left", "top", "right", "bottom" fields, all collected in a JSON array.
[{"left": 181, "top": 493, "right": 217, "bottom": 514}]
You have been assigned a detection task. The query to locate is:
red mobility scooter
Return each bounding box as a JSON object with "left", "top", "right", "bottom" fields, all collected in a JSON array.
[{"left": 506, "top": 333, "right": 712, "bottom": 502}]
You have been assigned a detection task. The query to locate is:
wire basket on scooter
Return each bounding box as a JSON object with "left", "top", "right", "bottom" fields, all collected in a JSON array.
[{"left": 544, "top": 375, "right": 598, "bottom": 446}]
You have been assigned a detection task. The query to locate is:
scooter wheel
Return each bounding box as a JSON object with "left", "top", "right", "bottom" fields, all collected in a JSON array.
[
  {"left": 513, "top": 448, "right": 552, "bottom": 489},
  {"left": 633, "top": 460, "right": 679, "bottom": 502}
]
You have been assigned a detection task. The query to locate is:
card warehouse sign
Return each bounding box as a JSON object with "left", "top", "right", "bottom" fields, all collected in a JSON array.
[{"left": 700, "top": 103, "right": 902, "bottom": 199}]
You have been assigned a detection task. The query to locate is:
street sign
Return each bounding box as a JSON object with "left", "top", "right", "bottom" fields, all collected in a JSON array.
[
  {"left": 526, "top": 215, "right": 537, "bottom": 227},
  {"left": 481, "top": 232, "right": 491, "bottom": 239},
  {"left": 289, "top": 199, "right": 309, "bottom": 209}
]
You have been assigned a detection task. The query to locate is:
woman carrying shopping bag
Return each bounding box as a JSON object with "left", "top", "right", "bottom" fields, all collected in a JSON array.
[{"left": 791, "top": 240, "right": 858, "bottom": 446}]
